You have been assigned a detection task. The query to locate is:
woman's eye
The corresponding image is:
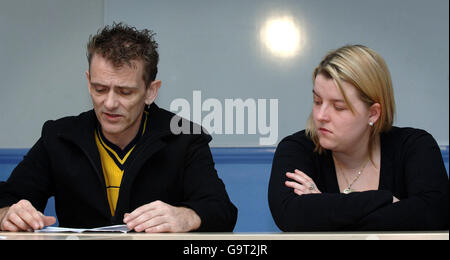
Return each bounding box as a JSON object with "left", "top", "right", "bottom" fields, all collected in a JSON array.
[{"left": 334, "top": 106, "right": 346, "bottom": 111}]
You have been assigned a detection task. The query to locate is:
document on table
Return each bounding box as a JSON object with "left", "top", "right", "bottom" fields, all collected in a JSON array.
[{"left": 35, "top": 224, "right": 130, "bottom": 233}]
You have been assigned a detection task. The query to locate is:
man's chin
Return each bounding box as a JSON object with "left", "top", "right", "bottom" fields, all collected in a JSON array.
[{"left": 99, "top": 123, "right": 124, "bottom": 136}]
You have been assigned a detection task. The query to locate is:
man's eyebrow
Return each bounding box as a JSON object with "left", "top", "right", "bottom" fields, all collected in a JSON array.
[
  {"left": 90, "top": 82, "right": 108, "bottom": 87},
  {"left": 90, "top": 82, "right": 137, "bottom": 89}
]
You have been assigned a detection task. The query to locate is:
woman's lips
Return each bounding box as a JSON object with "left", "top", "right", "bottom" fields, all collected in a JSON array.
[{"left": 319, "top": 127, "right": 332, "bottom": 134}]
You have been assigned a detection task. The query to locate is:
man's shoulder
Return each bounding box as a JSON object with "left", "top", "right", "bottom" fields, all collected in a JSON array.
[
  {"left": 149, "top": 104, "right": 211, "bottom": 141},
  {"left": 41, "top": 110, "right": 95, "bottom": 135}
]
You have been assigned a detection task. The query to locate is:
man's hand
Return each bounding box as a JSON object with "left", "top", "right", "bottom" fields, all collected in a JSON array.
[
  {"left": 0, "top": 200, "right": 56, "bottom": 232},
  {"left": 123, "top": 200, "right": 201, "bottom": 233}
]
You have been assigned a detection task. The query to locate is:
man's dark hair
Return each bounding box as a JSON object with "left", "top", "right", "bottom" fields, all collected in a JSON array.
[{"left": 87, "top": 22, "right": 159, "bottom": 86}]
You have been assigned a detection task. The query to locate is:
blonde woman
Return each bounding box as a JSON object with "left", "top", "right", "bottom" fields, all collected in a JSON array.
[{"left": 268, "top": 45, "right": 448, "bottom": 231}]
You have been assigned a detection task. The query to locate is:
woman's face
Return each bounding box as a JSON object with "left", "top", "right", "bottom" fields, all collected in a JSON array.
[{"left": 312, "top": 73, "right": 374, "bottom": 153}]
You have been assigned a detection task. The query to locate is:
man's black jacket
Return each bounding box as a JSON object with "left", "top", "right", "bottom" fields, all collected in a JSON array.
[{"left": 0, "top": 104, "right": 237, "bottom": 231}]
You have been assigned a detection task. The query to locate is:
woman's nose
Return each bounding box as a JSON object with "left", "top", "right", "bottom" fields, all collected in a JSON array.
[{"left": 316, "top": 104, "right": 330, "bottom": 122}]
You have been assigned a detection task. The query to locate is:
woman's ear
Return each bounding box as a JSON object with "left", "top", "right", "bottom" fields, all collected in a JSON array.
[{"left": 369, "top": 103, "right": 381, "bottom": 125}]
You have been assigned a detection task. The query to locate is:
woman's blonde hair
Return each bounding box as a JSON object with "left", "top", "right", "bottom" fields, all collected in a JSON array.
[{"left": 306, "top": 45, "right": 396, "bottom": 155}]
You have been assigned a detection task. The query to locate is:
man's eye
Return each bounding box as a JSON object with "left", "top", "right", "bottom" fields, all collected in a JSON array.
[
  {"left": 120, "top": 90, "right": 132, "bottom": 95},
  {"left": 95, "top": 87, "right": 106, "bottom": 93}
]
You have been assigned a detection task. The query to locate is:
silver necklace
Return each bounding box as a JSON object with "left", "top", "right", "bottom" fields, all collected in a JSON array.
[{"left": 336, "top": 158, "right": 370, "bottom": 194}]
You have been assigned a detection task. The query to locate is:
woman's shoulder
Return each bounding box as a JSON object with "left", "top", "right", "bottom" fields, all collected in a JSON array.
[
  {"left": 276, "top": 130, "right": 316, "bottom": 153},
  {"left": 383, "top": 126, "right": 433, "bottom": 140},
  {"left": 382, "top": 126, "right": 438, "bottom": 149},
  {"left": 279, "top": 130, "right": 312, "bottom": 143}
]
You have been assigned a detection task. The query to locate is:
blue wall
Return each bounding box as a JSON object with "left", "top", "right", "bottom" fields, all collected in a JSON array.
[
  {"left": 0, "top": 147, "right": 448, "bottom": 232},
  {"left": 212, "top": 148, "right": 279, "bottom": 232}
]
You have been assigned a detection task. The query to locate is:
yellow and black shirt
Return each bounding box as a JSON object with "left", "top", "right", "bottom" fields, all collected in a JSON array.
[{"left": 94, "top": 111, "right": 148, "bottom": 216}]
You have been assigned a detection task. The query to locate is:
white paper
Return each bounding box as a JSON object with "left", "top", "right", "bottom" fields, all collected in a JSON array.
[{"left": 35, "top": 224, "right": 130, "bottom": 233}]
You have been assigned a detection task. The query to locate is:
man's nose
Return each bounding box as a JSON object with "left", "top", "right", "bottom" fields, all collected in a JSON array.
[{"left": 104, "top": 91, "right": 119, "bottom": 110}]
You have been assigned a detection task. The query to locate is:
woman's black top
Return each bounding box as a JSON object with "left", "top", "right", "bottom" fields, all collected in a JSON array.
[{"left": 268, "top": 127, "right": 449, "bottom": 231}]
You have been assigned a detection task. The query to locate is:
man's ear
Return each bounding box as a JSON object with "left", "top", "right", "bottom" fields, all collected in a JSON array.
[
  {"left": 86, "top": 70, "right": 92, "bottom": 95},
  {"left": 369, "top": 103, "right": 381, "bottom": 124},
  {"left": 145, "top": 80, "right": 162, "bottom": 105}
]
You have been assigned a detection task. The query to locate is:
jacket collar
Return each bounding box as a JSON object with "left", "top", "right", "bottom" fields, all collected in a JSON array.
[{"left": 58, "top": 103, "right": 174, "bottom": 148}]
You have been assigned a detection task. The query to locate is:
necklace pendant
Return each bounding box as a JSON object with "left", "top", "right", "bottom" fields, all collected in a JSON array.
[{"left": 343, "top": 188, "right": 353, "bottom": 194}]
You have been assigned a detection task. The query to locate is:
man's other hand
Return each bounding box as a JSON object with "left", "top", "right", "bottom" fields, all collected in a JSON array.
[
  {"left": 123, "top": 200, "right": 201, "bottom": 233},
  {"left": 0, "top": 200, "right": 56, "bottom": 232}
]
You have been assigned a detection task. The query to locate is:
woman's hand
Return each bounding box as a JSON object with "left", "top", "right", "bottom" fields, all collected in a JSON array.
[{"left": 285, "top": 169, "right": 321, "bottom": 195}]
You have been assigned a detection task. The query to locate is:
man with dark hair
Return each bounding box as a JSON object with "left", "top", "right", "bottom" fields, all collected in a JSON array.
[{"left": 0, "top": 23, "right": 237, "bottom": 232}]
